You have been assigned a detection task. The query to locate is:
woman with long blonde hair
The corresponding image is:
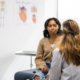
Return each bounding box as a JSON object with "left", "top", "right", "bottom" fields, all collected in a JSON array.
[{"left": 49, "top": 19, "right": 80, "bottom": 80}]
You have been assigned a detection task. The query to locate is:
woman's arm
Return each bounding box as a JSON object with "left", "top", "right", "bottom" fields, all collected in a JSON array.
[{"left": 35, "top": 39, "right": 47, "bottom": 70}]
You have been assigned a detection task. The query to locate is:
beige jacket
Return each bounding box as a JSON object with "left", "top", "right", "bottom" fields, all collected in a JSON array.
[{"left": 35, "top": 37, "right": 54, "bottom": 69}]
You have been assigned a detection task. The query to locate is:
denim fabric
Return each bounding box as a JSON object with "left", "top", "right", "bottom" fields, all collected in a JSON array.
[
  {"left": 14, "top": 69, "right": 36, "bottom": 80},
  {"left": 34, "top": 63, "right": 51, "bottom": 80},
  {"left": 14, "top": 64, "right": 50, "bottom": 80}
]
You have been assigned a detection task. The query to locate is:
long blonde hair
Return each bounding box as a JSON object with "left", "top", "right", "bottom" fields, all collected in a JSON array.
[{"left": 60, "top": 19, "right": 80, "bottom": 66}]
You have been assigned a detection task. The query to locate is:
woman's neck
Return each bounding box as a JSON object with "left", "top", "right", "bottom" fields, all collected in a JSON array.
[{"left": 50, "top": 34, "right": 58, "bottom": 40}]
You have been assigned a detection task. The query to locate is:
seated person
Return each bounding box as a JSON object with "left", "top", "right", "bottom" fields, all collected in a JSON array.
[
  {"left": 34, "top": 17, "right": 63, "bottom": 80},
  {"left": 49, "top": 19, "right": 80, "bottom": 80}
]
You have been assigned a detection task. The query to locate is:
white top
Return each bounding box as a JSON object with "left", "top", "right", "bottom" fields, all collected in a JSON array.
[
  {"left": 49, "top": 48, "right": 80, "bottom": 80},
  {"left": 51, "top": 44, "right": 55, "bottom": 49}
]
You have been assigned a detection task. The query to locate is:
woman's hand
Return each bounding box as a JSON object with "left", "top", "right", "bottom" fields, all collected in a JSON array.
[{"left": 41, "top": 66, "right": 49, "bottom": 73}]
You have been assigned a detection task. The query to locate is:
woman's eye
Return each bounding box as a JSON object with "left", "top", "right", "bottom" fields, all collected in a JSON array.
[
  {"left": 48, "top": 25, "right": 52, "bottom": 27},
  {"left": 48, "top": 24, "right": 56, "bottom": 27}
]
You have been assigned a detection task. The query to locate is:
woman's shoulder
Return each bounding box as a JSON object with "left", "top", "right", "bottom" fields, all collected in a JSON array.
[
  {"left": 39, "top": 37, "right": 48, "bottom": 43},
  {"left": 52, "top": 48, "right": 62, "bottom": 58}
]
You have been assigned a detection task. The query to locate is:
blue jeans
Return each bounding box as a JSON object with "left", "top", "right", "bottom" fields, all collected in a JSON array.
[
  {"left": 34, "top": 63, "right": 51, "bottom": 80},
  {"left": 14, "top": 69, "right": 36, "bottom": 80},
  {"left": 14, "top": 63, "right": 50, "bottom": 80}
]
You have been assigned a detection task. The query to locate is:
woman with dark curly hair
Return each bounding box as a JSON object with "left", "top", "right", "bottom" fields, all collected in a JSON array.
[{"left": 34, "top": 17, "right": 63, "bottom": 80}]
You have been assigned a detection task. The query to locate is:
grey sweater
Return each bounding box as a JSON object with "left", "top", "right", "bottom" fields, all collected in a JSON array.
[{"left": 49, "top": 48, "right": 80, "bottom": 80}]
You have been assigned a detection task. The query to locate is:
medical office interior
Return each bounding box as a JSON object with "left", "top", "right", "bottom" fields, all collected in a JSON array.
[{"left": 0, "top": 0, "right": 80, "bottom": 80}]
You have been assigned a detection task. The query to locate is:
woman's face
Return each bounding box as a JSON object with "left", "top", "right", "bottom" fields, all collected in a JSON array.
[{"left": 47, "top": 20, "right": 59, "bottom": 35}]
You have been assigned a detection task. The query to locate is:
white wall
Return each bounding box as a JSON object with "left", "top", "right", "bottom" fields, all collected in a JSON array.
[
  {"left": 58, "top": 0, "right": 80, "bottom": 25},
  {"left": 0, "top": 0, "right": 57, "bottom": 80},
  {"left": 44, "top": 0, "right": 58, "bottom": 20}
]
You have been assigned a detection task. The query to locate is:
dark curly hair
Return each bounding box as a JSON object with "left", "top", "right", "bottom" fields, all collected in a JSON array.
[{"left": 43, "top": 17, "right": 62, "bottom": 38}]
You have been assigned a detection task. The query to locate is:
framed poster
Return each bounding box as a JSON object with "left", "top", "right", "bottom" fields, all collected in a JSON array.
[{"left": 15, "top": 0, "right": 45, "bottom": 26}]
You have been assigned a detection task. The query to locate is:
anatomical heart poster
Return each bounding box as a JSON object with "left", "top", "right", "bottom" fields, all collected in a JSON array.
[{"left": 16, "top": 0, "right": 44, "bottom": 25}]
